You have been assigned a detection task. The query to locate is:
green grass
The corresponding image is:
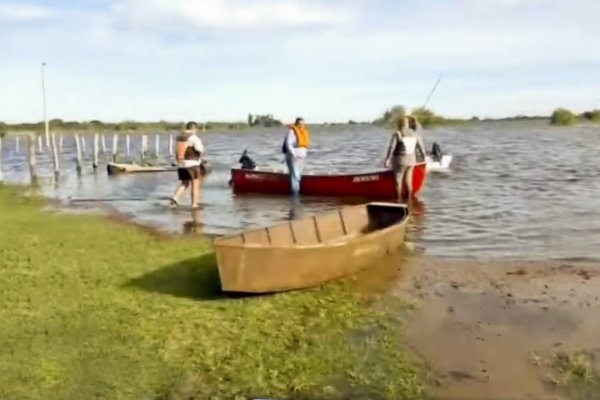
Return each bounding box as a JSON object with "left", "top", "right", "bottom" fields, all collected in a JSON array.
[
  {"left": 550, "top": 351, "right": 600, "bottom": 400},
  {"left": 0, "top": 186, "right": 425, "bottom": 400}
]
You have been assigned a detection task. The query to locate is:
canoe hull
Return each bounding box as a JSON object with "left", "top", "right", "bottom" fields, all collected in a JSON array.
[
  {"left": 231, "top": 163, "right": 426, "bottom": 199},
  {"left": 214, "top": 203, "right": 409, "bottom": 293}
]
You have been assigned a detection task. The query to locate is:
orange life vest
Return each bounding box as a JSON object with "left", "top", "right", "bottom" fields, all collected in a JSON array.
[
  {"left": 176, "top": 134, "right": 201, "bottom": 161},
  {"left": 290, "top": 125, "right": 311, "bottom": 148}
]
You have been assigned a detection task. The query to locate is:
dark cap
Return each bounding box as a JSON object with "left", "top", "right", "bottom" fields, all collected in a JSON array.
[{"left": 185, "top": 121, "right": 198, "bottom": 130}]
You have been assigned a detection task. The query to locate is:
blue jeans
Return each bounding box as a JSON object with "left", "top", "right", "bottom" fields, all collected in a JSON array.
[{"left": 285, "top": 156, "right": 304, "bottom": 195}]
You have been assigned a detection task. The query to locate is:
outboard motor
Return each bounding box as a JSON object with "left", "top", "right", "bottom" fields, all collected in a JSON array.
[
  {"left": 229, "top": 150, "right": 257, "bottom": 186},
  {"left": 431, "top": 142, "right": 443, "bottom": 163},
  {"left": 239, "top": 149, "right": 256, "bottom": 170}
]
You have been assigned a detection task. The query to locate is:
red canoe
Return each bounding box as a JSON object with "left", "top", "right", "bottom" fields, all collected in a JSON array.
[{"left": 231, "top": 163, "right": 426, "bottom": 199}]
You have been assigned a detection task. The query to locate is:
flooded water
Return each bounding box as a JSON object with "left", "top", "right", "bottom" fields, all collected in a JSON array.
[{"left": 2, "top": 121, "right": 600, "bottom": 261}]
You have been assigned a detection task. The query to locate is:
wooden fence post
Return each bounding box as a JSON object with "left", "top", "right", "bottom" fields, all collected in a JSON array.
[
  {"left": 101, "top": 134, "right": 107, "bottom": 153},
  {"left": 155, "top": 134, "right": 160, "bottom": 157},
  {"left": 93, "top": 133, "right": 99, "bottom": 169},
  {"left": 28, "top": 134, "right": 38, "bottom": 184},
  {"left": 168, "top": 134, "right": 173, "bottom": 156},
  {"left": 51, "top": 132, "right": 60, "bottom": 178},
  {"left": 80, "top": 135, "right": 87, "bottom": 155},
  {"left": 141, "top": 135, "right": 148, "bottom": 161},
  {"left": 74, "top": 134, "right": 83, "bottom": 174},
  {"left": 59, "top": 135, "right": 64, "bottom": 152},
  {"left": 15, "top": 135, "right": 20, "bottom": 154},
  {"left": 112, "top": 134, "right": 119, "bottom": 163},
  {"left": 37, "top": 135, "right": 43, "bottom": 153},
  {"left": 126, "top": 134, "right": 130, "bottom": 156}
]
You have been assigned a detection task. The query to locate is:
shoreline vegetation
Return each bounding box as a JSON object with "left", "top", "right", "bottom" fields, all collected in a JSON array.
[
  {"left": 0, "top": 185, "right": 426, "bottom": 400},
  {"left": 1, "top": 106, "right": 598, "bottom": 137},
  {"left": 551, "top": 108, "right": 600, "bottom": 126}
]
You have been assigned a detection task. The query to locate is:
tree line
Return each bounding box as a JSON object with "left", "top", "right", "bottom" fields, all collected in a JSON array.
[
  {"left": 375, "top": 105, "right": 600, "bottom": 128},
  {"left": 2, "top": 107, "right": 598, "bottom": 136},
  {"left": 0, "top": 115, "right": 283, "bottom": 135},
  {"left": 373, "top": 105, "right": 464, "bottom": 128}
]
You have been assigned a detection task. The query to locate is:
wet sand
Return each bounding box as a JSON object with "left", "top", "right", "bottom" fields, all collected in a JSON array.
[{"left": 395, "top": 256, "right": 600, "bottom": 400}]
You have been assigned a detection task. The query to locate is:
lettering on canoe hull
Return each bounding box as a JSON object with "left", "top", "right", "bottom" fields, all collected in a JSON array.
[
  {"left": 352, "top": 175, "right": 380, "bottom": 183},
  {"left": 244, "top": 173, "right": 284, "bottom": 181}
]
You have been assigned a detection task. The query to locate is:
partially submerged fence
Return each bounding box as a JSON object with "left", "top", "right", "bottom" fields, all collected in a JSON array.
[{"left": 0, "top": 132, "right": 176, "bottom": 184}]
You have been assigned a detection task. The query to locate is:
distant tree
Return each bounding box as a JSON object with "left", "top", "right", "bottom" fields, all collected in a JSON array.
[
  {"left": 581, "top": 110, "right": 600, "bottom": 123},
  {"left": 165, "top": 122, "right": 182, "bottom": 131},
  {"left": 251, "top": 114, "right": 282, "bottom": 127},
  {"left": 120, "top": 121, "right": 138, "bottom": 131},
  {"left": 374, "top": 105, "right": 406, "bottom": 126},
  {"left": 247, "top": 113, "right": 254, "bottom": 126},
  {"left": 550, "top": 108, "right": 577, "bottom": 126},
  {"left": 49, "top": 118, "right": 64, "bottom": 125},
  {"left": 411, "top": 107, "right": 444, "bottom": 128},
  {"left": 62, "top": 121, "right": 81, "bottom": 130}
]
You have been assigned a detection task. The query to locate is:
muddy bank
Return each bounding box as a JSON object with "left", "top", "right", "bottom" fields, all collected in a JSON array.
[{"left": 394, "top": 257, "right": 600, "bottom": 400}]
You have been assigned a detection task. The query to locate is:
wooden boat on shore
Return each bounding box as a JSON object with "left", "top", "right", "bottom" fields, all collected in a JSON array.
[
  {"left": 107, "top": 161, "right": 211, "bottom": 176},
  {"left": 230, "top": 163, "right": 426, "bottom": 199},
  {"left": 107, "top": 162, "right": 175, "bottom": 175},
  {"left": 213, "top": 202, "right": 409, "bottom": 293}
]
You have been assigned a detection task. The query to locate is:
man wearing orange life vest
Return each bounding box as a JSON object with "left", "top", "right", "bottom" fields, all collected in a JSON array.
[
  {"left": 170, "top": 121, "right": 204, "bottom": 208},
  {"left": 282, "top": 117, "right": 311, "bottom": 195}
]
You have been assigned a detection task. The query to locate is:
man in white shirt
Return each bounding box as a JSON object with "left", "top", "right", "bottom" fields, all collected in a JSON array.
[
  {"left": 282, "top": 117, "right": 311, "bottom": 196},
  {"left": 171, "top": 121, "right": 204, "bottom": 208}
]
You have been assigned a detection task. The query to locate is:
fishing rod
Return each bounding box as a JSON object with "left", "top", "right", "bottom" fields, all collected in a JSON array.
[{"left": 422, "top": 73, "right": 444, "bottom": 109}]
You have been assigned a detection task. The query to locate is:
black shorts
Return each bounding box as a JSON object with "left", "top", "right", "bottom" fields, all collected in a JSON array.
[{"left": 177, "top": 166, "right": 201, "bottom": 182}]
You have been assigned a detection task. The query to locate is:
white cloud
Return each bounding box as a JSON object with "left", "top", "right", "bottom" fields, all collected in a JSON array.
[
  {"left": 0, "top": 0, "right": 598, "bottom": 122},
  {"left": 0, "top": 3, "right": 57, "bottom": 22},
  {"left": 110, "top": 0, "right": 352, "bottom": 31},
  {"left": 464, "top": 0, "right": 542, "bottom": 7}
]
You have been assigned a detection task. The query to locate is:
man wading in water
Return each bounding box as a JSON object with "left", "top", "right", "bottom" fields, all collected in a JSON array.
[
  {"left": 170, "top": 121, "right": 204, "bottom": 209},
  {"left": 282, "top": 117, "right": 311, "bottom": 196}
]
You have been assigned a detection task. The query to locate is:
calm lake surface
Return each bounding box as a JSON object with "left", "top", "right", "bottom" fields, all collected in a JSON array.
[{"left": 2, "top": 121, "right": 600, "bottom": 261}]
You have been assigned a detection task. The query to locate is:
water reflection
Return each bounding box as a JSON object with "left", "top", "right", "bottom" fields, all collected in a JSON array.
[
  {"left": 288, "top": 197, "right": 303, "bottom": 220},
  {"left": 183, "top": 209, "right": 203, "bottom": 235},
  {"left": 408, "top": 197, "right": 427, "bottom": 241}
]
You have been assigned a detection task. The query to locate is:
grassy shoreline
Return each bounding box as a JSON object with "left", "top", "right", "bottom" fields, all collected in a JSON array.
[{"left": 0, "top": 185, "right": 425, "bottom": 399}]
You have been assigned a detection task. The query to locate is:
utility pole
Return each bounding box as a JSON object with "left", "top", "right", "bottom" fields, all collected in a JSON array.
[{"left": 41, "top": 62, "right": 50, "bottom": 148}]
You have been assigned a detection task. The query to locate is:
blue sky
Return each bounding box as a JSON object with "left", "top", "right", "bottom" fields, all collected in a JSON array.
[{"left": 1, "top": 0, "right": 599, "bottom": 123}]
